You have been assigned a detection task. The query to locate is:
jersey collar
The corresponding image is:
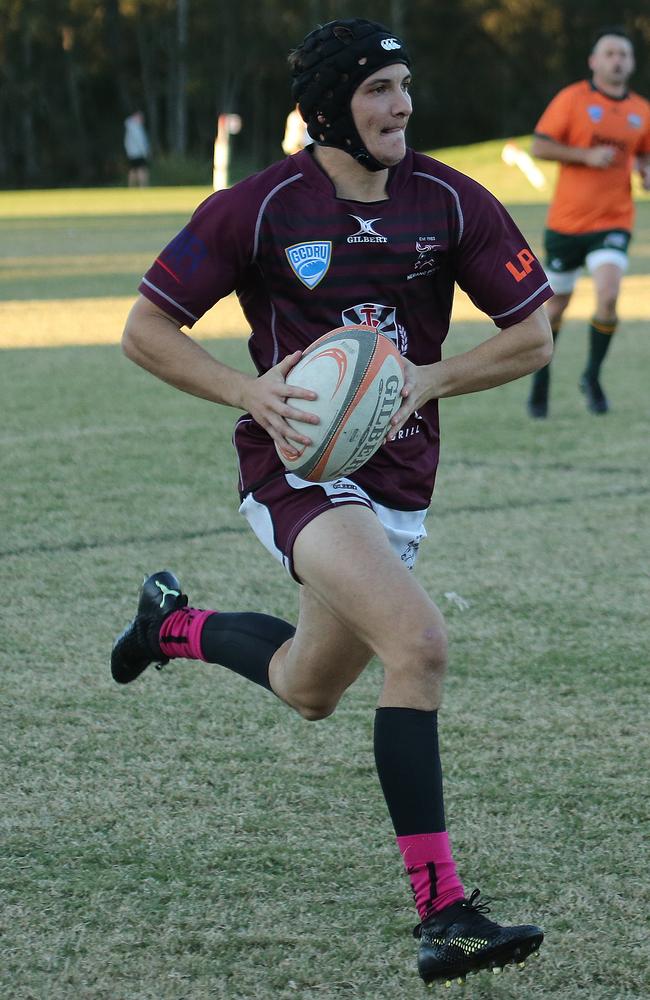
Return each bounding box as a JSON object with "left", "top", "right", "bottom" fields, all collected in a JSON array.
[
  {"left": 589, "top": 78, "right": 630, "bottom": 102},
  {"left": 294, "top": 145, "right": 413, "bottom": 201}
]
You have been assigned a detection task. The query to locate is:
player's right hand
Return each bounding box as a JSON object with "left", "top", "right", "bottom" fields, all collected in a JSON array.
[
  {"left": 240, "top": 351, "right": 320, "bottom": 460},
  {"left": 585, "top": 145, "right": 616, "bottom": 168}
]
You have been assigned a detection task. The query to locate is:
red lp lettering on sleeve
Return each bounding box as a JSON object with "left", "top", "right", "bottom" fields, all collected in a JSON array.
[{"left": 505, "top": 249, "right": 536, "bottom": 282}]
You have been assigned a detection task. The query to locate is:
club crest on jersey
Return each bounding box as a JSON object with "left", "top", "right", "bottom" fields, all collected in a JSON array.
[
  {"left": 587, "top": 104, "right": 604, "bottom": 123},
  {"left": 347, "top": 215, "right": 388, "bottom": 244},
  {"left": 604, "top": 232, "right": 627, "bottom": 248},
  {"left": 628, "top": 113, "right": 642, "bottom": 129},
  {"left": 341, "top": 303, "right": 407, "bottom": 353},
  {"left": 407, "top": 235, "right": 441, "bottom": 280},
  {"left": 285, "top": 241, "right": 332, "bottom": 289}
]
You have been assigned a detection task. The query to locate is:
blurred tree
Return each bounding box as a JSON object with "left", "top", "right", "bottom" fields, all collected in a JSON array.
[{"left": 1, "top": 0, "right": 650, "bottom": 187}]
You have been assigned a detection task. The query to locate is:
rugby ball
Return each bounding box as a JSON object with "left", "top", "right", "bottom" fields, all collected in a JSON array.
[{"left": 276, "top": 325, "right": 404, "bottom": 482}]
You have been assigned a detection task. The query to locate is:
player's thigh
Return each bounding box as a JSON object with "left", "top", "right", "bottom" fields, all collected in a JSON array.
[
  {"left": 591, "top": 262, "right": 624, "bottom": 314},
  {"left": 275, "top": 584, "right": 374, "bottom": 711},
  {"left": 292, "top": 504, "right": 447, "bottom": 670}
]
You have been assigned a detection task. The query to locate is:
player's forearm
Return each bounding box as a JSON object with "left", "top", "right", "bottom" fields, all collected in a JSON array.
[
  {"left": 530, "top": 135, "right": 591, "bottom": 165},
  {"left": 122, "top": 297, "right": 253, "bottom": 409},
  {"left": 422, "top": 308, "right": 553, "bottom": 400}
]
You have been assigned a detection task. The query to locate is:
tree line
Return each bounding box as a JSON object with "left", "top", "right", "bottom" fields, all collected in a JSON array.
[{"left": 2, "top": 0, "right": 650, "bottom": 189}]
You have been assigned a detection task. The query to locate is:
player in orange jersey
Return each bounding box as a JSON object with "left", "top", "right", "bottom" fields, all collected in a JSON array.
[{"left": 528, "top": 26, "right": 650, "bottom": 417}]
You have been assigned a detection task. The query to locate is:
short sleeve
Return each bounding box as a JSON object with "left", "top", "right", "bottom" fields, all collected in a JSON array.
[
  {"left": 454, "top": 182, "right": 552, "bottom": 329},
  {"left": 534, "top": 88, "right": 574, "bottom": 144},
  {"left": 138, "top": 188, "right": 254, "bottom": 328}
]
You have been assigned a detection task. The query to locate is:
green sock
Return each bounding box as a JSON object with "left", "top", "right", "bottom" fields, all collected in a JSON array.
[{"left": 585, "top": 318, "right": 617, "bottom": 380}]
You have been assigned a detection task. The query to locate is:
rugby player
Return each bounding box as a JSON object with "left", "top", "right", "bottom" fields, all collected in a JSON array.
[
  {"left": 111, "top": 18, "right": 552, "bottom": 986},
  {"left": 528, "top": 26, "right": 650, "bottom": 417}
]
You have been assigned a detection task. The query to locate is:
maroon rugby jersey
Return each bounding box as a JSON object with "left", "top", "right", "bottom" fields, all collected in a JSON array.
[{"left": 140, "top": 147, "right": 551, "bottom": 509}]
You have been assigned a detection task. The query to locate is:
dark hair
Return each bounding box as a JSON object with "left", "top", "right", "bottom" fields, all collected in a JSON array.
[{"left": 591, "top": 26, "right": 633, "bottom": 52}]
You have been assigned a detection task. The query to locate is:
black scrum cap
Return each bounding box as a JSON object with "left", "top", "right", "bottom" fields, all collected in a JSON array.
[{"left": 290, "top": 18, "right": 411, "bottom": 171}]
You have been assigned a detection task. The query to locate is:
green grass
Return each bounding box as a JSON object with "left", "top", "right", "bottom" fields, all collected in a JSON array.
[
  {"left": 2, "top": 162, "right": 650, "bottom": 999},
  {"left": 2, "top": 137, "right": 649, "bottom": 305}
]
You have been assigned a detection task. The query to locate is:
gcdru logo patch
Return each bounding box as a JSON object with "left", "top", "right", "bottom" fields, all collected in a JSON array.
[
  {"left": 285, "top": 241, "right": 332, "bottom": 289},
  {"left": 587, "top": 104, "right": 603, "bottom": 123}
]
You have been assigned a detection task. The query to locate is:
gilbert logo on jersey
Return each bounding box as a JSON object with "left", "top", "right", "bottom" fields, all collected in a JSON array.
[{"left": 347, "top": 216, "right": 388, "bottom": 244}]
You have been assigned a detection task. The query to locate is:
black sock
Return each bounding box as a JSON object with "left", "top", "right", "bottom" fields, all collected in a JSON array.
[
  {"left": 585, "top": 318, "right": 617, "bottom": 379},
  {"left": 373, "top": 707, "right": 446, "bottom": 835},
  {"left": 200, "top": 612, "right": 295, "bottom": 692},
  {"left": 530, "top": 363, "right": 550, "bottom": 396}
]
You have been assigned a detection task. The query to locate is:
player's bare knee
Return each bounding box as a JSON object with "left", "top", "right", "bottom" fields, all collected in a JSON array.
[
  {"left": 276, "top": 670, "right": 341, "bottom": 720},
  {"left": 295, "top": 698, "right": 337, "bottom": 722},
  {"left": 415, "top": 635, "right": 448, "bottom": 684},
  {"left": 596, "top": 300, "right": 617, "bottom": 322},
  {"left": 388, "top": 624, "right": 448, "bottom": 682}
]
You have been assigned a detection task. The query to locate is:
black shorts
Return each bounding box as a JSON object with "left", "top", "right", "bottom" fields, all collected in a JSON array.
[
  {"left": 127, "top": 156, "right": 149, "bottom": 169},
  {"left": 543, "top": 229, "right": 630, "bottom": 294},
  {"left": 544, "top": 228, "right": 630, "bottom": 270}
]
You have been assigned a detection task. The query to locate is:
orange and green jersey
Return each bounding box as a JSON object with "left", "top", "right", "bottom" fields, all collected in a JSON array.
[{"left": 535, "top": 80, "right": 650, "bottom": 234}]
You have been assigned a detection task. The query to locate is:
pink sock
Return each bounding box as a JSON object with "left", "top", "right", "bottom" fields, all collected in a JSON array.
[
  {"left": 158, "top": 607, "right": 215, "bottom": 660},
  {"left": 397, "top": 831, "right": 465, "bottom": 919}
]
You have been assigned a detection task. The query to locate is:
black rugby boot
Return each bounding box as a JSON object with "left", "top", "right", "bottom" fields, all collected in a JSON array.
[
  {"left": 111, "top": 571, "right": 188, "bottom": 684},
  {"left": 414, "top": 889, "right": 543, "bottom": 987},
  {"left": 579, "top": 374, "right": 609, "bottom": 414}
]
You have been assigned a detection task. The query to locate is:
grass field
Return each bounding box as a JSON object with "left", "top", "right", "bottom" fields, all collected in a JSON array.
[{"left": 2, "top": 143, "right": 649, "bottom": 999}]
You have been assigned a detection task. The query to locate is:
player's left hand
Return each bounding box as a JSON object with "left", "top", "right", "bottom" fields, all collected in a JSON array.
[{"left": 387, "top": 357, "right": 438, "bottom": 441}]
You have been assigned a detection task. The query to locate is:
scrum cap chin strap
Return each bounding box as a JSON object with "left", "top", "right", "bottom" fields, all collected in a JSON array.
[{"left": 291, "top": 18, "right": 410, "bottom": 172}]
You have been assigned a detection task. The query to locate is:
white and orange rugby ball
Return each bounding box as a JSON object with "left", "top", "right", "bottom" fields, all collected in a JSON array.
[{"left": 276, "top": 325, "right": 404, "bottom": 483}]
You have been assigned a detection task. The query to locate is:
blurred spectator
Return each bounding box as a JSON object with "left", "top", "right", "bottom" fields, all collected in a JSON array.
[
  {"left": 281, "top": 104, "right": 309, "bottom": 155},
  {"left": 124, "top": 111, "right": 151, "bottom": 187}
]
